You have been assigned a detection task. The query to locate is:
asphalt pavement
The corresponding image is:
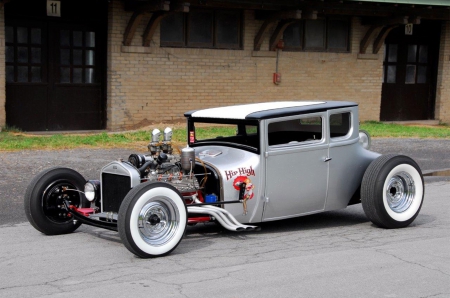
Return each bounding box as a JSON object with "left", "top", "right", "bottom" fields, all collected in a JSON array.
[{"left": 0, "top": 139, "right": 449, "bottom": 297}]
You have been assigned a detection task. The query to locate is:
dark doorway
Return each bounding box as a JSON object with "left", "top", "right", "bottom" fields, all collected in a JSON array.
[
  {"left": 380, "top": 21, "right": 441, "bottom": 121},
  {"left": 5, "top": 0, "right": 107, "bottom": 131}
]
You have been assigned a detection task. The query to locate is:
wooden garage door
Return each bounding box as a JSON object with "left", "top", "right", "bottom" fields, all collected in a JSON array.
[
  {"left": 5, "top": 0, "right": 107, "bottom": 131},
  {"left": 380, "top": 21, "right": 441, "bottom": 121}
]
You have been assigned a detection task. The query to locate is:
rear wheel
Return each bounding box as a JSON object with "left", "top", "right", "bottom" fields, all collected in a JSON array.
[
  {"left": 24, "top": 167, "right": 87, "bottom": 235},
  {"left": 118, "top": 182, "right": 187, "bottom": 258},
  {"left": 361, "top": 154, "right": 424, "bottom": 228}
]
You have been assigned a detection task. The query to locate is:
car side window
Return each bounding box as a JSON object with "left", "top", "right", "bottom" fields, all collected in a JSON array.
[
  {"left": 330, "top": 112, "right": 351, "bottom": 138},
  {"left": 268, "top": 116, "right": 322, "bottom": 146}
]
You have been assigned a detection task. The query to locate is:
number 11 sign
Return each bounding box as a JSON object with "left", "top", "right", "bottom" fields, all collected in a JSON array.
[{"left": 47, "top": 0, "right": 61, "bottom": 17}]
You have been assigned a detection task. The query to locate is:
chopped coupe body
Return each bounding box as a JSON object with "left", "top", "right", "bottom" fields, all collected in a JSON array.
[
  {"left": 185, "top": 101, "right": 380, "bottom": 223},
  {"left": 24, "top": 101, "right": 425, "bottom": 258}
]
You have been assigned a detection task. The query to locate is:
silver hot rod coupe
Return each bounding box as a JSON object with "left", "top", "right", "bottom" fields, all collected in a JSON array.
[{"left": 25, "top": 101, "right": 425, "bottom": 258}]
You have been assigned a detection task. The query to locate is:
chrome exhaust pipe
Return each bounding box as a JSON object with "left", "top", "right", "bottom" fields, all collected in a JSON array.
[
  {"left": 188, "top": 195, "right": 260, "bottom": 231},
  {"left": 188, "top": 206, "right": 244, "bottom": 231},
  {"left": 202, "top": 205, "right": 260, "bottom": 230}
]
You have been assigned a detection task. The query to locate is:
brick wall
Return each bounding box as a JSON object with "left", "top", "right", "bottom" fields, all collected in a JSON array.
[
  {"left": 108, "top": 2, "right": 384, "bottom": 130},
  {"left": 0, "top": 6, "right": 5, "bottom": 129},
  {"left": 436, "top": 21, "right": 450, "bottom": 124}
]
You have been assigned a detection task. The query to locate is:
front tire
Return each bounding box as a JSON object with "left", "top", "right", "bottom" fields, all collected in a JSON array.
[
  {"left": 118, "top": 182, "right": 187, "bottom": 258},
  {"left": 361, "top": 154, "right": 424, "bottom": 229},
  {"left": 24, "top": 167, "right": 87, "bottom": 235}
]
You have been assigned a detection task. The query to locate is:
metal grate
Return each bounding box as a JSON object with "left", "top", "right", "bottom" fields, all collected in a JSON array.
[{"left": 102, "top": 173, "right": 131, "bottom": 213}]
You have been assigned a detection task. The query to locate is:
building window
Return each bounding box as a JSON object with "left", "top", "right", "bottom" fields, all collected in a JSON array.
[
  {"left": 59, "top": 29, "right": 97, "bottom": 84},
  {"left": 160, "top": 9, "right": 243, "bottom": 49},
  {"left": 5, "top": 25, "right": 43, "bottom": 83},
  {"left": 283, "top": 17, "right": 350, "bottom": 52}
]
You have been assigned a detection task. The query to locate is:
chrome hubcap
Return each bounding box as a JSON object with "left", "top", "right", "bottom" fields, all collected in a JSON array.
[
  {"left": 138, "top": 197, "right": 179, "bottom": 246},
  {"left": 386, "top": 171, "right": 415, "bottom": 213}
]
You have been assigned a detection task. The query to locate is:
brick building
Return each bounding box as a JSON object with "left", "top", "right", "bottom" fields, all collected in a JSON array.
[{"left": 1, "top": 0, "right": 450, "bottom": 131}]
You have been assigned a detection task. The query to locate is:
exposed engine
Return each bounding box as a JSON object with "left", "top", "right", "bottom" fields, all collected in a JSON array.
[
  {"left": 84, "top": 127, "right": 259, "bottom": 232},
  {"left": 127, "top": 149, "right": 201, "bottom": 194}
]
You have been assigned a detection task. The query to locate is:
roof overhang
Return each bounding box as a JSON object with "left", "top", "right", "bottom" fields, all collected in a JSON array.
[
  {"left": 123, "top": 0, "right": 450, "bottom": 19},
  {"left": 345, "top": 0, "right": 450, "bottom": 6},
  {"left": 121, "top": 0, "right": 450, "bottom": 50}
]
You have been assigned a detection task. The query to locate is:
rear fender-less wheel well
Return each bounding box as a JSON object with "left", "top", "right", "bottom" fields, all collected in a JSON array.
[
  {"left": 347, "top": 185, "right": 361, "bottom": 206},
  {"left": 361, "top": 154, "right": 424, "bottom": 229}
]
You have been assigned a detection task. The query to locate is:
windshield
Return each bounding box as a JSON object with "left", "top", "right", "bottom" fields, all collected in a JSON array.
[{"left": 187, "top": 119, "right": 260, "bottom": 154}]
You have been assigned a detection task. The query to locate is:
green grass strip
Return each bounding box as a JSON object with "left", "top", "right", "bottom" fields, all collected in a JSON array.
[
  {"left": 360, "top": 121, "right": 450, "bottom": 138},
  {"left": 1, "top": 121, "right": 449, "bottom": 151}
]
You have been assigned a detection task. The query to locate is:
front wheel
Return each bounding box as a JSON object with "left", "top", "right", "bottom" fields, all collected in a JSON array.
[
  {"left": 118, "top": 182, "right": 187, "bottom": 258},
  {"left": 361, "top": 154, "right": 424, "bottom": 229},
  {"left": 24, "top": 167, "right": 87, "bottom": 235}
]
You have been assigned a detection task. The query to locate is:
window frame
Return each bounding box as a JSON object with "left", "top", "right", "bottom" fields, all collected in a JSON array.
[
  {"left": 283, "top": 17, "right": 351, "bottom": 53},
  {"left": 159, "top": 13, "right": 186, "bottom": 48},
  {"left": 266, "top": 113, "right": 325, "bottom": 150},
  {"left": 186, "top": 8, "right": 214, "bottom": 48},
  {"left": 329, "top": 111, "right": 353, "bottom": 141},
  {"left": 160, "top": 9, "right": 243, "bottom": 50},
  {"left": 58, "top": 28, "right": 98, "bottom": 85},
  {"left": 187, "top": 118, "right": 260, "bottom": 154},
  {"left": 5, "top": 23, "right": 46, "bottom": 84}
]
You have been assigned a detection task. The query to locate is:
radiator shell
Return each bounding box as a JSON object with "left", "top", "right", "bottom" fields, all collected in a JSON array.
[{"left": 100, "top": 161, "right": 141, "bottom": 213}]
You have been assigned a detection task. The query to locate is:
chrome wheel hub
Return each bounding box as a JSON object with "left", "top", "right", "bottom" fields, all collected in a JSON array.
[
  {"left": 386, "top": 171, "right": 415, "bottom": 213},
  {"left": 138, "top": 198, "right": 179, "bottom": 246}
]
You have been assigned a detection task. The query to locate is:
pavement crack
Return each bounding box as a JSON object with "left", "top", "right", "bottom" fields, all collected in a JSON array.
[{"left": 374, "top": 248, "right": 450, "bottom": 277}]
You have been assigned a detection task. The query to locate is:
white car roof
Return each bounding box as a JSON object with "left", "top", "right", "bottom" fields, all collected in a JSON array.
[
  {"left": 184, "top": 101, "right": 358, "bottom": 120},
  {"left": 189, "top": 101, "right": 325, "bottom": 120}
]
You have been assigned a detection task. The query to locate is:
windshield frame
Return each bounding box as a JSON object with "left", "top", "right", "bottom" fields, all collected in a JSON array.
[{"left": 187, "top": 118, "right": 260, "bottom": 154}]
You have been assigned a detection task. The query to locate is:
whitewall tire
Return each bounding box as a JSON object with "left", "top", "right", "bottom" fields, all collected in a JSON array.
[
  {"left": 361, "top": 154, "right": 424, "bottom": 229},
  {"left": 118, "top": 182, "right": 187, "bottom": 258}
]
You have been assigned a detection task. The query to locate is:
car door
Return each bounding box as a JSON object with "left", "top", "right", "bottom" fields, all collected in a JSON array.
[{"left": 262, "top": 113, "right": 329, "bottom": 221}]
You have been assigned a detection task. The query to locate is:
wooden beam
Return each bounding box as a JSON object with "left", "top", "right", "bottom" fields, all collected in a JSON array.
[
  {"left": 268, "top": 10, "right": 316, "bottom": 51},
  {"left": 360, "top": 16, "right": 408, "bottom": 54},
  {"left": 143, "top": 12, "right": 172, "bottom": 47},
  {"left": 371, "top": 15, "right": 421, "bottom": 54},
  {"left": 372, "top": 25, "right": 398, "bottom": 54},
  {"left": 254, "top": 19, "right": 274, "bottom": 51},
  {"left": 269, "top": 20, "right": 297, "bottom": 51},
  {"left": 142, "top": 2, "right": 189, "bottom": 47},
  {"left": 123, "top": 1, "right": 172, "bottom": 46},
  {"left": 123, "top": 11, "right": 145, "bottom": 46},
  {"left": 254, "top": 10, "right": 302, "bottom": 51}
]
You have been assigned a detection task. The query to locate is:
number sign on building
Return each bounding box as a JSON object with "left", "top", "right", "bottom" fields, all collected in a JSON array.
[
  {"left": 47, "top": 0, "right": 61, "bottom": 17},
  {"left": 405, "top": 23, "right": 413, "bottom": 36}
]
